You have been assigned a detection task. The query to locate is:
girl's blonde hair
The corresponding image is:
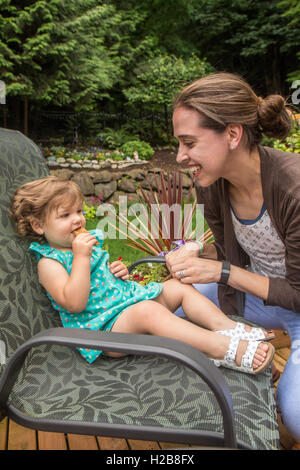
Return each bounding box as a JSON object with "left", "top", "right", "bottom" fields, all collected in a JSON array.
[
  {"left": 174, "top": 72, "right": 292, "bottom": 149},
  {"left": 10, "top": 176, "right": 83, "bottom": 241}
]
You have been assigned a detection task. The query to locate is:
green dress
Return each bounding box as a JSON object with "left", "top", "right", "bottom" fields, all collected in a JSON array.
[{"left": 29, "top": 229, "right": 162, "bottom": 363}]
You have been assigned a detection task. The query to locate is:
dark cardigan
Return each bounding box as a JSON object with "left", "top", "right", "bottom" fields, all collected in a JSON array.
[{"left": 195, "top": 145, "right": 300, "bottom": 315}]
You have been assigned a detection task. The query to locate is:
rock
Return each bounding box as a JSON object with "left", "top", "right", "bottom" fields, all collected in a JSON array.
[
  {"left": 126, "top": 169, "right": 147, "bottom": 181},
  {"left": 49, "top": 169, "right": 75, "bottom": 180},
  {"left": 70, "top": 163, "right": 82, "bottom": 169},
  {"left": 180, "top": 172, "right": 192, "bottom": 188},
  {"left": 117, "top": 178, "right": 137, "bottom": 193},
  {"left": 89, "top": 170, "right": 113, "bottom": 184},
  {"left": 71, "top": 173, "right": 94, "bottom": 195},
  {"left": 56, "top": 157, "right": 66, "bottom": 164},
  {"left": 94, "top": 180, "right": 117, "bottom": 201},
  {"left": 99, "top": 161, "right": 111, "bottom": 169},
  {"left": 106, "top": 191, "right": 140, "bottom": 205}
]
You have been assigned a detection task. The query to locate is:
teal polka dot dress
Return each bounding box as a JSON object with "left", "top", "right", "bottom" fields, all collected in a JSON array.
[{"left": 29, "top": 229, "right": 162, "bottom": 363}]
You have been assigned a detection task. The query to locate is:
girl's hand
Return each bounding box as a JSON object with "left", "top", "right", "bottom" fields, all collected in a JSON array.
[
  {"left": 72, "top": 232, "right": 98, "bottom": 258},
  {"left": 109, "top": 260, "right": 130, "bottom": 280}
]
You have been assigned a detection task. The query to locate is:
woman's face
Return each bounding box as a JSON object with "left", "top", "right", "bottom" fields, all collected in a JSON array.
[{"left": 172, "top": 106, "right": 231, "bottom": 187}]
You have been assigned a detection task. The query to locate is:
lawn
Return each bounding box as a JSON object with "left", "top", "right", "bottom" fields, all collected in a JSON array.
[{"left": 86, "top": 217, "right": 144, "bottom": 264}]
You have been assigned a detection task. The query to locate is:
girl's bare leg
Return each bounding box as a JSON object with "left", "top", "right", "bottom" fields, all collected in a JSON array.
[
  {"left": 154, "top": 279, "right": 272, "bottom": 336},
  {"left": 154, "top": 279, "right": 236, "bottom": 331},
  {"left": 109, "top": 299, "right": 269, "bottom": 369}
]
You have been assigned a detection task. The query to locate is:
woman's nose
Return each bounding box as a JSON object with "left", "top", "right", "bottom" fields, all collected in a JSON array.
[{"left": 176, "top": 147, "right": 188, "bottom": 164}]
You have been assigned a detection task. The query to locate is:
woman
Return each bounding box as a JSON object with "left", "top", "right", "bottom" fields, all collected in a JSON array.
[{"left": 167, "top": 72, "right": 300, "bottom": 445}]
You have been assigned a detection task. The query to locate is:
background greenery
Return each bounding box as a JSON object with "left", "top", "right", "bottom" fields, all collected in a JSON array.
[{"left": 0, "top": 0, "right": 299, "bottom": 144}]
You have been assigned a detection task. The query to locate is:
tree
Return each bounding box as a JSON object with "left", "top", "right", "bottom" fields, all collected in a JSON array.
[
  {"left": 189, "top": 0, "right": 300, "bottom": 95},
  {"left": 124, "top": 54, "right": 214, "bottom": 139},
  {"left": 279, "top": 0, "right": 300, "bottom": 83},
  {"left": 0, "top": 0, "right": 124, "bottom": 134}
]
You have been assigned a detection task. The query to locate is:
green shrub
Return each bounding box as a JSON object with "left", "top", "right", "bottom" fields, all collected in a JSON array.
[
  {"left": 273, "top": 126, "right": 300, "bottom": 154},
  {"left": 120, "top": 140, "right": 154, "bottom": 160},
  {"left": 98, "top": 127, "right": 136, "bottom": 149}
]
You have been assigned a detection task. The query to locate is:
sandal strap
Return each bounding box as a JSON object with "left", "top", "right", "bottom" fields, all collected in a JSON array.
[
  {"left": 216, "top": 322, "right": 266, "bottom": 341},
  {"left": 240, "top": 340, "right": 259, "bottom": 371},
  {"left": 224, "top": 336, "right": 240, "bottom": 366}
]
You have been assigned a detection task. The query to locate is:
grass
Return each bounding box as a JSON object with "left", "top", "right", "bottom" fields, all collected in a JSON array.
[
  {"left": 86, "top": 217, "right": 143, "bottom": 264},
  {"left": 85, "top": 206, "right": 212, "bottom": 265}
]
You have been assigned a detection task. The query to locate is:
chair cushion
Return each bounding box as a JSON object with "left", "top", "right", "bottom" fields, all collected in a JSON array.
[{"left": 8, "top": 343, "right": 279, "bottom": 449}]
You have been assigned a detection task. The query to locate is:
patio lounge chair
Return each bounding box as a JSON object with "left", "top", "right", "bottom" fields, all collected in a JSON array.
[{"left": 0, "top": 128, "right": 279, "bottom": 449}]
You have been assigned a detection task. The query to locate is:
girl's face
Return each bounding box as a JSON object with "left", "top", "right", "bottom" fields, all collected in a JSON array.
[
  {"left": 34, "top": 198, "right": 86, "bottom": 250},
  {"left": 172, "top": 106, "right": 231, "bottom": 187}
]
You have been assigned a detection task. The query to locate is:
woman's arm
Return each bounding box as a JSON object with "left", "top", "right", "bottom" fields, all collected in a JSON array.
[{"left": 168, "top": 255, "right": 270, "bottom": 300}]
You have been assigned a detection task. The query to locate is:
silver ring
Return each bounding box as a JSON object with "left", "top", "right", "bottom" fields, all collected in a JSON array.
[{"left": 177, "top": 270, "right": 185, "bottom": 279}]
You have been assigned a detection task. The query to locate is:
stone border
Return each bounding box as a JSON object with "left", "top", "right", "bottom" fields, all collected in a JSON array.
[{"left": 49, "top": 164, "right": 194, "bottom": 205}]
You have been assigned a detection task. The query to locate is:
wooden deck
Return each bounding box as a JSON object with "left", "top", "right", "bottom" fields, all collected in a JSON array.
[{"left": 0, "top": 330, "right": 295, "bottom": 451}]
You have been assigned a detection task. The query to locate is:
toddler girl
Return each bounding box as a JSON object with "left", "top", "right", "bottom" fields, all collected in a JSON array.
[{"left": 10, "top": 176, "right": 275, "bottom": 373}]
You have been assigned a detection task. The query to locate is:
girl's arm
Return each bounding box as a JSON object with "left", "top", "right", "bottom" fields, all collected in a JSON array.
[{"left": 38, "top": 233, "right": 97, "bottom": 313}]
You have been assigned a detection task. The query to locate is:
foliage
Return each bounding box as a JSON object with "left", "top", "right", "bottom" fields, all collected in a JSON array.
[
  {"left": 114, "top": 170, "right": 213, "bottom": 257},
  {"left": 1, "top": 0, "right": 299, "bottom": 140},
  {"left": 0, "top": 1, "right": 123, "bottom": 107},
  {"left": 188, "top": 0, "right": 300, "bottom": 94},
  {"left": 125, "top": 54, "right": 213, "bottom": 108},
  {"left": 83, "top": 202, "right": 97, "bottom": 221},
  {"left": 98, "top": 126, "right": 137, "bottom": 149},
  {"left": 273, "top": 125, "right": 300, "bottom": 153},
  {"left": 130, "top": 262, "right": 169, "bottom": 286},
  {"left": 120, "top": 140, "right": 154, "bottom": 160}
]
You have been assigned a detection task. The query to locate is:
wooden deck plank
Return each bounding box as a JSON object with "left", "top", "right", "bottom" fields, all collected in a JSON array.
[
  {"left": 67, "top": 433, "right": 99, "bottom": 450},
  {"left": 159, "top": 441, "right": 190, "bottom": 449},
  {"left": 0, "top": 417, "right": 8, "bottom": 450},
  {"left": 127, "top": 439, "right": 160, "bottom": 450},
  {"left": 96, "top": 436, "right": 129, "bottom": 450},
  {"left": 38, "top": 430, "right": 67, "bottom": 450},
  {"left": 7, "top": 420, "right": 37, "bottom": 450}
]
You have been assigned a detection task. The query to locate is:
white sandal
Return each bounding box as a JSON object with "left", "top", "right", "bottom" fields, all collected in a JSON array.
[
  {"left": 215, "top": 322, "right": 275, "bottom": 342},
  {"left": 213, "top": 336, "right": 275, "bottom": 375}
]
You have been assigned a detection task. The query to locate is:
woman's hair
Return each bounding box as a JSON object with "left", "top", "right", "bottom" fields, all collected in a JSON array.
[
  {"left": 10, "top": 176, "right": 83, "bottom": 241},
  {"left": 174, "top": 72, "right": 292, "bottom": 149}
]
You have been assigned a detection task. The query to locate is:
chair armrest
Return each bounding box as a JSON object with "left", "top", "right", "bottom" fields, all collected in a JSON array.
[
  {"left": 0, "top": 327, "right": 236, "bottom": 448},
  {"left": 128, "top": 256, "right": 166, "bottom": 273}
]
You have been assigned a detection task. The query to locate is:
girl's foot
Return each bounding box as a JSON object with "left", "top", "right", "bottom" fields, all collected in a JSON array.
[
  {"left": 214, "top": 321, "right": 275, "bottom": 342},
  {"left": 213, "top": 334, "right": 275, "bottom": 375}
]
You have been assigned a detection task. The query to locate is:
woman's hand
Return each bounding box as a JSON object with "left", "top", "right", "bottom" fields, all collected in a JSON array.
[
  {"left": 169, "top": 256, "right": 222, "bottom": 285},
  {"left": 109, "top": 260, "right": 130, "bottom": 280},
  {"left": 165, "top": 241, "right": 201, "bottom": 272}
]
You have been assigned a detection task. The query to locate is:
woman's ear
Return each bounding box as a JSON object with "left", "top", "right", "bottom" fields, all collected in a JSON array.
[
  {"left": 30, "top": 217, "right": 44, "bottom": 235},
  {"left": 227, "top": 123, "right": 243, "bottom": 149}
]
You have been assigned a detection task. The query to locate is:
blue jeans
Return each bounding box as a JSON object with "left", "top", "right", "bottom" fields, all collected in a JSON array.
[{"left": 174, "top": 282, "right": 300, "bottom": 441}]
